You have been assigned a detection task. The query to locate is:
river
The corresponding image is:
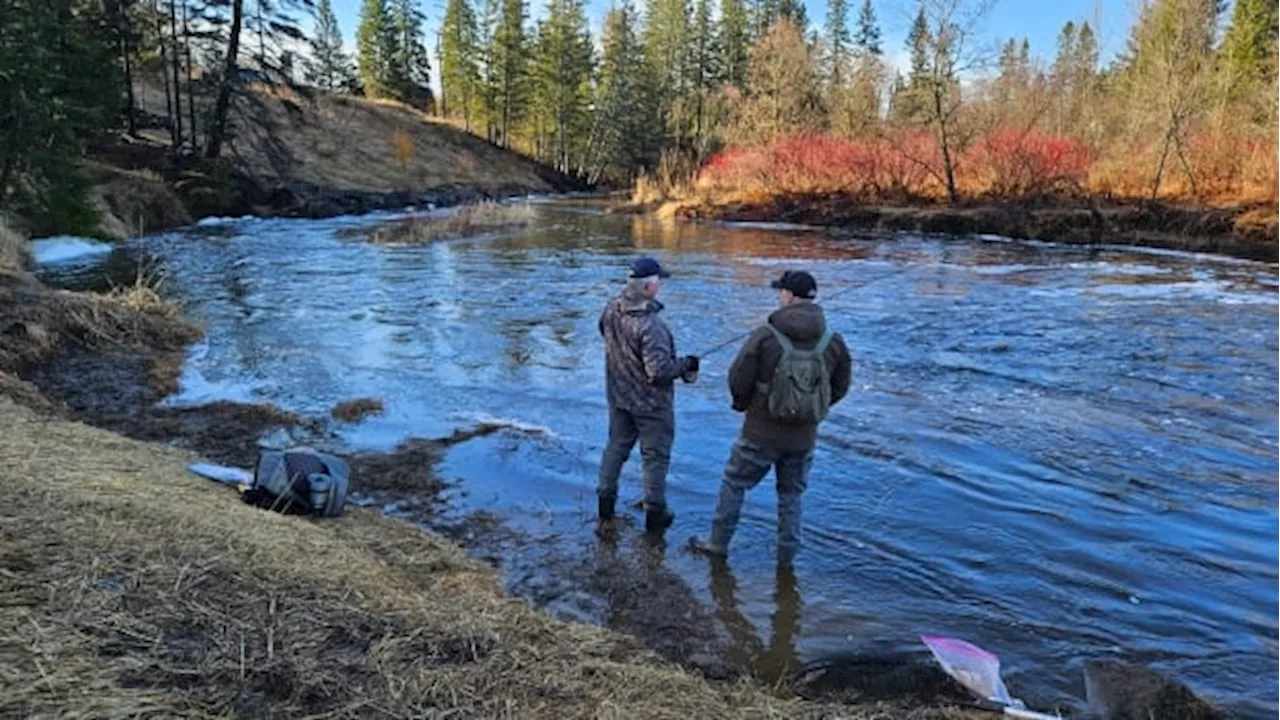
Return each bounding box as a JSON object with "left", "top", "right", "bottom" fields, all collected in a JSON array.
[{"left": 38, "top": 200, "right": 1279, "bottom": 716}]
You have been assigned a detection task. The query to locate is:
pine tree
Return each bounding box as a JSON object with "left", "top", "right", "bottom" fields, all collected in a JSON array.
[
  {"left": 906, "top": 6, "right": 929, "bottom": 84},
  {"left": 489, "top": 0, "right": 529, "bottom": 146},
  {"left": 387, "top": 0, "right": 430, "bottom": 102},
  {"left": 853, "top": 0, "right": 881, "bottom": 56},
  {"left": 777, "top": 0, "right": 806, "bottom": 33},
  {"left": 751, "top": 0, "right": 779, "bottom": 40},
  {"left": 590, "top": 0, "right": 654, "bottom": 181},
  {"left": 532, "top": 0, "right": 593, "bottom": 172},
  {"left": 824, "top": 0, "right": 850, "bottom": 85},
  {"left": 357, "top": 0, "right": 397, "bottom": 97},
  {"left": 643, "top": 0, "right": 692, "bottom": 117},
  {"left": 719, "top": 0, "right": 750, "bottom": 88},
  {"left": 688, "top": 0, "right": 718, "bottom": 139},
  {"left": 1220, "top": 0, "right": 1278, "bottom": 98},
  {"left": 440, "top": 0, "right": 481, "bottom": 125},
  {"left": 306, "top": 0, "right": 356, "bottom": 91},
  {"left": 1, "top": 0, "right": 121, "bottom": 233},
  {"left": 475, "top": 0, "right": 500, "bottom": 138}
]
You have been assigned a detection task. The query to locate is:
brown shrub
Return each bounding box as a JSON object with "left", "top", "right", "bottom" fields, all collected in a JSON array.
[
  {"left": 331, "top": 397, "right": 385, "bottom": 423},
  {"left": 359, "top": 202, "right": 536, "bottom": 244}
]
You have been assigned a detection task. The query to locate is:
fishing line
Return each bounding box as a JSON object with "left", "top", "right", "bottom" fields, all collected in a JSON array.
[{"left": 694, "top": 265, "right": 915, "bottom": 358}]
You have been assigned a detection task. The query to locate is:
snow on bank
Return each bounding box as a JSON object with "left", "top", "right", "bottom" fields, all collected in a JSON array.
[{"left": 30, "top": 236, "right": 114, "bottom": 265}]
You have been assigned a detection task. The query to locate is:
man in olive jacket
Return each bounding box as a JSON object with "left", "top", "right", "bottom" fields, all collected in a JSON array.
[
  {"left": 691, "top": 270, "right": 851, "bottom": 565},
  {"left": 598, "top": 256, "right": 699, "bottom": 535}
]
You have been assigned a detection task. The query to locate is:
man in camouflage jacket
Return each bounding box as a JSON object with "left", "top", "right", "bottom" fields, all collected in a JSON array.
[{"left": 597, "top": 257, "right": 699, "bottom": 535}]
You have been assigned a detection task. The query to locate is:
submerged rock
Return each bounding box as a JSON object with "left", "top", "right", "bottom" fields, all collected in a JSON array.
[{"left": 1084, "top": 660, "right": 1225, "bottom": 720}]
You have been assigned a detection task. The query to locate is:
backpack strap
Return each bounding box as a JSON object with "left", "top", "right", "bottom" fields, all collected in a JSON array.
[
  {"left": 814, "top": 328, "right": 834, "bottom": 355},
  {"left": 766, "top": 324, "right": 793, "bottom": 353}
]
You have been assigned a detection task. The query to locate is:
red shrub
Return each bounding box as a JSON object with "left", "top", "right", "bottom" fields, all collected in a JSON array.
[
  {"left": 967, "top": 128, "right": 1093, "bottom": 198},
  {"left": 698, "top": 128, "right": 1096, "bottom": 203}
]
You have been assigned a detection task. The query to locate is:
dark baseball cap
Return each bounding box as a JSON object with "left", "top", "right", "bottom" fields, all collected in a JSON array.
[
  {"left": 629, "top": 256, "right": 671, "bottom": 279},
  {"left": 770, "top": 270, "right": 818, "bottom": 299}
]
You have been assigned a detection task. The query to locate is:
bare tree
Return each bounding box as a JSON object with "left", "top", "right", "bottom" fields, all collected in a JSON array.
[
  {"left": 1121, "top": 0, "right": 1220, "bottom": 200},
  {"left": 900, "top": 0, "right": 995, "bottom": 204}
]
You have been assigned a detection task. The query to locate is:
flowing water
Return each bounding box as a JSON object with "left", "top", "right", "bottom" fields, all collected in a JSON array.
[{"left": 49, "top": 201, "right": 1277, "bottom": 716}]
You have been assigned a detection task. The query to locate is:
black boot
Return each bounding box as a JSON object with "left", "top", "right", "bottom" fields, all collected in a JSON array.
[
  {"left": 597, "top": 493, "right": 616, "bottom": 522},
  {"left": 644, "top": 505, "right": 674, "bottom": 535}
]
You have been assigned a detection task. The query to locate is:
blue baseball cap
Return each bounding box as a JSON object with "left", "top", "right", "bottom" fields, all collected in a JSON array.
[{"left": 629, "top": 256, "right": 672, "bottom": 279}]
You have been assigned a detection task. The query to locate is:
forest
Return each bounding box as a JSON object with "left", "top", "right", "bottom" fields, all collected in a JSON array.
[{"left": 2, "top": 0, "right": 1276, "bottom": 231}]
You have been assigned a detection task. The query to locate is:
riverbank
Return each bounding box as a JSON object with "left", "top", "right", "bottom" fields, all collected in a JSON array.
[
  {"left": 641, "top": 195, "right": 1278, "bottom": 262},
  {"left": 2, "top": 397, "right": 877, "bottom": 718},
  {"left": 19, "top": 86, "right": 588, "bottom": 244},
  {"left": 0, "top": 226, "right": 987, "bottom": 717}
]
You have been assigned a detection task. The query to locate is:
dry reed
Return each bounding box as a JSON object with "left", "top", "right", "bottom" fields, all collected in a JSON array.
[{"left": 360, "top": 202, "right": 537, "bottom": 244}]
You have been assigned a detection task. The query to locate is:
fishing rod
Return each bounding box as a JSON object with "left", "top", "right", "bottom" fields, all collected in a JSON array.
[{"left": 694, "top": 265, "right": 914, "bottom": 358}]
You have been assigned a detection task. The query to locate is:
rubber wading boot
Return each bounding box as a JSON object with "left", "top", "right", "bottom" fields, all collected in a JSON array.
[
  {"left": 598, "top": 493, "right": 617, "bottom": 522},
  {"left": 644, "top": 505, "right": 674, "bottom": 535}
]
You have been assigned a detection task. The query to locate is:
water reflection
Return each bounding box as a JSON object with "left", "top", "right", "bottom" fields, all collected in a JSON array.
[{"left": 710, "top": 560, "right": 802, "bottom": 684}]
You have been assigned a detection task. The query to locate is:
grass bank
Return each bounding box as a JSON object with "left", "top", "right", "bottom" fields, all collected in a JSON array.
[{"left": 0, "top": 397, "right": 979, "bottom": 718}]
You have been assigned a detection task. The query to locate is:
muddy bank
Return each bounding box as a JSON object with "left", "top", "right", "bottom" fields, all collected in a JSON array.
[
  {"left": 662, "top": 195, "right": 1278, "bottom": 261},
  {"left": 1, "top": 398, "right": 895, "bottom": 720}
]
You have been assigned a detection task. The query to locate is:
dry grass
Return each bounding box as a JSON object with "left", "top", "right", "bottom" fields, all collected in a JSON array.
[
  {"left": 0, "top": 276, "right": 200, "bottom": 381},
  {"left": 85, "top": 161, "right": 192, "bottom": 239},
  {"left": 232, "top": 90, "right": 555, "bottom": 195},
  {"left": 0, "top": 214, "right": 31, "bottom": 272},
  {"left": 331, "top": 396, "right": 385, "bottom": 422},
  {"left": 0, "top": 398, "right": 970, "bottom": 719},
  {"left": 361, "top": 202, "right": 537, "bottom": 244}
]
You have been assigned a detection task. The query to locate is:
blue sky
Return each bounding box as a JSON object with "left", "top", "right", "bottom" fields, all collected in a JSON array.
[{"left": 327, "top": 0, "right": 1140, "bottom": 80}]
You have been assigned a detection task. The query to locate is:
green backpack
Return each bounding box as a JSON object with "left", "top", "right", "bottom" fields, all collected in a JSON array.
[{"left": 763, "top": 325, "right": 834, "bottom": 425}]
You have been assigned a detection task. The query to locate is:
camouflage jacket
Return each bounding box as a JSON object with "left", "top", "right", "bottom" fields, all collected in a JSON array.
[{"left": 599, "top": 286, "right": 689, "bottom": 415}]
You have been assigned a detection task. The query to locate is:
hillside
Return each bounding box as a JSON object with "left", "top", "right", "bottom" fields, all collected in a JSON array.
[{"left": 80, "top": 84, "right": 578, "bottom": 240}]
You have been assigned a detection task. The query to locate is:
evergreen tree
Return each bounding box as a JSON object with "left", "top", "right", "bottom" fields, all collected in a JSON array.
[
  {"left": 751, "top": 0, "right": 778, "bottom": 42},
  {"left": 532, "top": 0, "right": 593, "bottom": 172},
  {"left": 590, "top": 0, "right": 655, "bottom": 181},
  {"left": 906, "top": 6, "right": 929, "bottom": 84},
  {"left": 689, "top": 0, "right": 718, "bottom": 138},
  {"left": 1220, "top": 0, "right": 1278, "bottom": 98},
  {"left": 853, "top": 0, "right": 881, "bottom": 55},
  {"left": 719, "top": 0, "right": 750, "bottom": 88},
  {"left": 306, "top": 0, "right": 356, "bottom": 91},
  {"left": 1, "top": 0, "right": 120, "bottom": 234},
  {"left": 357, "top": 0, "right": 398, "bottom": 97},
  {"left": 824, "top": 0, "right": 850, "bottom": 85},
  {"left": 389, "top": 0, "right": 430, "bottom": 102},
  {"left": 777, "top": 0, "right": 807, "bottom": 33},
  {"left": 476, "top": 0, "right": 500, "bottom": 138},
  {"left": 489, "top": 0, "right": 529, "bottom": 146},
  {"left": 643, "top": 0, "right": 692, "bottom": 113},
  {"left": 440, "top": 0, "right": 481, "bottom": 125}
]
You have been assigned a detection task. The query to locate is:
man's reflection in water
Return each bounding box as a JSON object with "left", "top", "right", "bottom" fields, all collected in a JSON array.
[{"left": 708, "top": 560, "right": 801, "bottom": 684}]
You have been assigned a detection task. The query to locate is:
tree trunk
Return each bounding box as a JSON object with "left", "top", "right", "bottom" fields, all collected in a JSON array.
[
  {"left": 206, "top": 0, "right": 244, "bottom": 158},
  {"left": 158, "top": 14, "right": 177, "bottom": 147},
  {"left": 168, "top": 0, "right": 184, "bottom": 148},
  {"left": 183, "top": 0, "right": 197, "bottom": 148},
  {"left": 1149, "top": 121, "right": 1175, "bottom": 200},
  {"left": 113, "top": 0, "right": 138, "bottom": 135},
  {"left": 934, "top": 85, "right": 958, "bottom": 204}
]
